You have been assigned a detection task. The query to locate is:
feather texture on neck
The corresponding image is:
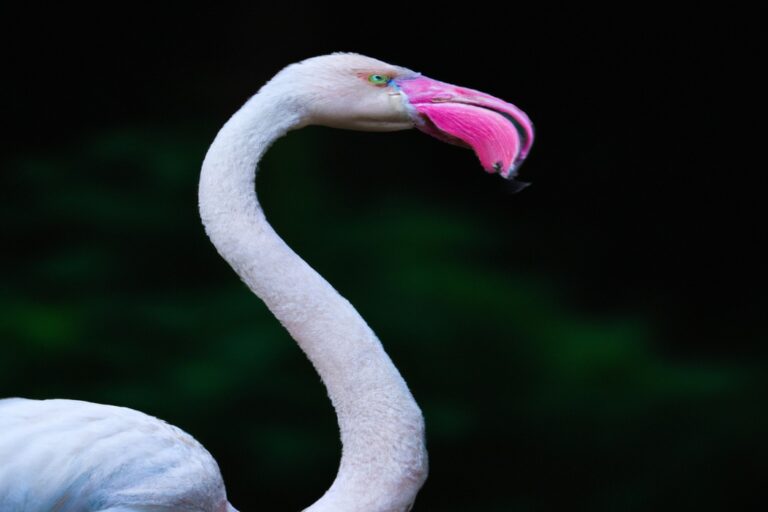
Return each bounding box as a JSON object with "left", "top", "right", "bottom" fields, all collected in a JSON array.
[{"left": 199, "top": 66, "right": 427, "bottom": 512}]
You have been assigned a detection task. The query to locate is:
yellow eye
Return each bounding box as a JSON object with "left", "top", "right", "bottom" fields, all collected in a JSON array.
[{"left": 368, "top": 74, "right": 391, "bottom": 86}]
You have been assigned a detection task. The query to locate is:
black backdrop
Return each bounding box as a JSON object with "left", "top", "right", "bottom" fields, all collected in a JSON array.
[{"left": 2, "top": 4, "right": 764, "bottom": 511}]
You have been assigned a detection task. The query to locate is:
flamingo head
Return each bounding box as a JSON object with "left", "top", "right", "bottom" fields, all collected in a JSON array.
[{"left": 281, "top": 53, "right": 534, "bottom": 185}]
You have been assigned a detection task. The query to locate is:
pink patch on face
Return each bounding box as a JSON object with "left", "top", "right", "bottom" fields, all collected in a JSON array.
[{"left": 395, "top": 75, "right": 534, "bottom": 179}]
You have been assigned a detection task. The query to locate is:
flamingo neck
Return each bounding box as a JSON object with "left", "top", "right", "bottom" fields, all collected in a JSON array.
[{"left": 199, "top": 81, "right": 427, "bottom": 512}]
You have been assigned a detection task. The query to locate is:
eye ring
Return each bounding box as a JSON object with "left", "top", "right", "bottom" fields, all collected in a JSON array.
[{"left": 368, "top": 74, "right": 391, "bottom": 86}]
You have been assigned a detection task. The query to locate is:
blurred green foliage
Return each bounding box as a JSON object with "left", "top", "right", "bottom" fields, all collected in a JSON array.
[{"left": 1, "top": 125, "right": 764, "bottom": 511}]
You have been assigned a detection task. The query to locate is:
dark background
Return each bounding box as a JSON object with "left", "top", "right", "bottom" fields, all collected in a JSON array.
[{"left": 2, "top": 5, "right": 764, "bottom": 511}]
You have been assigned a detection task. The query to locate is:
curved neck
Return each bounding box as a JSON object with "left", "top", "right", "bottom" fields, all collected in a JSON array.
[{"left": 199, "top": 83, "right": 427, "bottom": 512}]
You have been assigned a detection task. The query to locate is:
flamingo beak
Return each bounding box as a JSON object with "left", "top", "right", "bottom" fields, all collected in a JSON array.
[{"left": 394, "top": 75, "right": 534, "bottom": 188}]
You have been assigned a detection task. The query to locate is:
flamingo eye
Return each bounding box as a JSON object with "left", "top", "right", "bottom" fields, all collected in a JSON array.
[{"left": 368, "top": 74, "right": 391, "bottom": 86}]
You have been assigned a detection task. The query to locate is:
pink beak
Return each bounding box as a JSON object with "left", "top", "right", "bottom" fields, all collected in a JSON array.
[{"left": 395, "top": 75, "right": 534, "bottom": 188}]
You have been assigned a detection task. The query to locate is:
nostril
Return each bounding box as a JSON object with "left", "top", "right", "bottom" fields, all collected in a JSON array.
[{"left": 431, "top": 94, "right": 453, "bottom": 102}]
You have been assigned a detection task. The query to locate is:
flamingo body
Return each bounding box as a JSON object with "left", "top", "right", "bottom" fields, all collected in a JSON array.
[{"left": 0, "top": 398, "right": 231, "bottom": 512}]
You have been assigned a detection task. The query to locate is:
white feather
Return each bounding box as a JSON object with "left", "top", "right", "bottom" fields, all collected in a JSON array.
[{"left": 0, "top": 398, "right": 227, "bottom": 511}]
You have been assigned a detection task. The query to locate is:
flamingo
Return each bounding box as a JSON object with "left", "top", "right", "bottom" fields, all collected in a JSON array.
[{"left": 0, "top": 53, "right": 533, "bottom": 512}]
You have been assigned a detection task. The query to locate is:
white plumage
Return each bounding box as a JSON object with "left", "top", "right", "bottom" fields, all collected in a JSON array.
[{"left": 0, "top": 398, "right": 231, "bottom": 512}]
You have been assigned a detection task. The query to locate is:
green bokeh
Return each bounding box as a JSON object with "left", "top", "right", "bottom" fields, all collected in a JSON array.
[{"left": 2, "top": 124, "right": 765, "bottom": 511}]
